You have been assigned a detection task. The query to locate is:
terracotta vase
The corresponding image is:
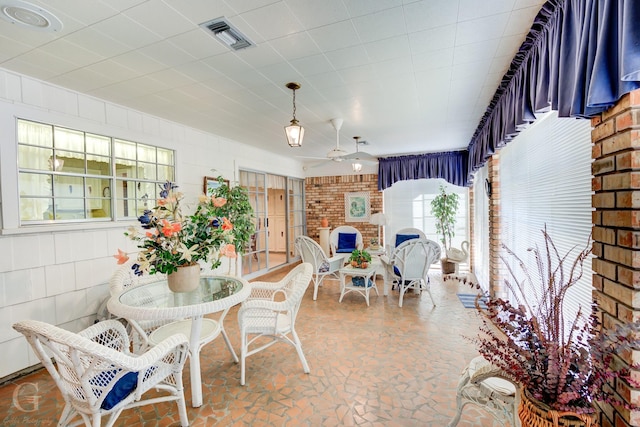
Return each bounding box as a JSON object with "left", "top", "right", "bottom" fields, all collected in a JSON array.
[
  {"left": 518, "top": 389, "right": 597, "bottom": 427},
  {"left": 320, "top": 217, "right": 329, "bottom": 227},
  {"left": 167, "top": 264, "right": 200, "bottom": 292}
]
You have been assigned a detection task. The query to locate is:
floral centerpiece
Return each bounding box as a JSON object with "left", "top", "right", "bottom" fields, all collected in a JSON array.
[
  {"left": 448, "top": 228, "right": 640, "bottom": 424},
  {"left": 115, "top": 178, "right": 255, "bottom": 282}
]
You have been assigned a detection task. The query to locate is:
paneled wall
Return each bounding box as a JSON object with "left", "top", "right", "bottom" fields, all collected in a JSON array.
[{"left": 0, "top": 68, "right": 303, "bottom": 380}]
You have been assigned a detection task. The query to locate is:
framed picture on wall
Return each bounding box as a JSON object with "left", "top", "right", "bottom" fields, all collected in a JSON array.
[
  {"left": 344, "top": 192, "right": 370, "bottom": 222},
  {"left": 203, "top": 176, "right": 229, "bottom": 195}
]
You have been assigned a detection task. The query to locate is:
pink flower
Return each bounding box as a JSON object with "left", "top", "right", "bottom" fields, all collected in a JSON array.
[
  {"left": 113, "top": 249, "right": 129, "bottom": 265},
  {"left": 161, "top": 220, "right": 182, "bottom": 237},
  {"left": 212, "top": 197, "right": 227, "bottom": 207},
  {"left": 220, "top": 244, "right": 237, "bottom": 258},
  {"left": 221, "top": 217, "right": 233, "bottom": 231}
]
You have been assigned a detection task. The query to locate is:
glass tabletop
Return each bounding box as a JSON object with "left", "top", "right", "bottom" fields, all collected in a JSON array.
[{"left": 119, "top": 276, "right": 245, "bottom": 309}]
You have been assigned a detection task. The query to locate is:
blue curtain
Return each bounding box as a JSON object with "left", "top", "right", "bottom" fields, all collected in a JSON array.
[
  {"left": 378, "top": 151, "right": 468, "bottom": 190},
  {"left": 466, "top": 0, "right": 640, "bottom": 183}
]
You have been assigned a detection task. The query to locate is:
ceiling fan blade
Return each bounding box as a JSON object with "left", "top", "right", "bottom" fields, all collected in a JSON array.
[
  {"left": 297, "top": 156, "right": 330, "bottom": 160},
  {"left": 341, "top": 151, "right": 377, "bottom": 161}
]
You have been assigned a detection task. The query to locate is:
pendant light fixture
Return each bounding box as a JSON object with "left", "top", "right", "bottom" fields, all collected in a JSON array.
[
  {"left": 284, "top": 82, "right": 304, "bottom": 147},
  {"left": 352, "top": 136, "right": 363, "bottom": 172}
]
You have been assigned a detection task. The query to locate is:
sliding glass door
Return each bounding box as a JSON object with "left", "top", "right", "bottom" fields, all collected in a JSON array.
[{"left": 239, "top": 170, "right": 305, "bottom": 277}]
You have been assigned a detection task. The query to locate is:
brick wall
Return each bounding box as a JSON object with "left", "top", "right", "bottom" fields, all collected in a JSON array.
[
  {"left": 305, "top": 174, "right": 382, "bottom": 246},
  {"left": 487, "top": 155, "right": 506, "bottom": 298},
  {"left": 591, "top": 89, "right": 640, "bottom": 427}
]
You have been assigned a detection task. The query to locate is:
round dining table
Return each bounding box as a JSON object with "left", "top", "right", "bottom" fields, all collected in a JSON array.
[{"left": 107, "top": 275, "right": 251, "bottom": 407}]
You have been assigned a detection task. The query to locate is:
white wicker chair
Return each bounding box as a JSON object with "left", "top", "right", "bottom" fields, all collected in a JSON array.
[
  {"left": 447, "top": 356, "right": 519, "bottom": 427},
  {"left": 388, "top": 227, "right": 427, "bottom": 251},
  {"left": 13, "top": 319, "right": 190, "bottom": 427},
  {"left": 329, "top": 226, "right": 363, "bottom": 257},
  {"left": 295, "top": 235, "right": 343, "bottom": 300},
  {"left": 238, "top": 262, "right": 313, "bottom": 385},
  {"left": 380, "top": 238, "right": 441, "bottom": 307},
  {"left": 108, "top": 260, "right": 171, "bottom": 352}
]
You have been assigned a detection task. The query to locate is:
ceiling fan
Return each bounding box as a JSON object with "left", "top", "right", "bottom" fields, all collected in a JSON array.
[
  {"left": 341, "top": 136, "right": 377, "bottom": 164},
  {"left": 299, "top": 118, "right": 377, "bottom": 166}
]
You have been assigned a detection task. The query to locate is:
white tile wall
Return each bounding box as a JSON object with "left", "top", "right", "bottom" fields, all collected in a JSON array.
[
  {"left": 0, "top": 68, "right": 304, "bottom": 380},
  {"left": 44, "top": 263, "right": 77, "bottom": 296}
]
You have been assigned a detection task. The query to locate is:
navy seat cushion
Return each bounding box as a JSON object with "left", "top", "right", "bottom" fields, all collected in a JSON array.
[
  {"left": 394, "top": 266, "right": 401, "bottom": 277},
  {"left": 395, "top": 233, "right": 420, "bottom": 247},
  {"left": 337, "top": 232, "right": 357, "bottom": 253},
  {"left": 352, "top": 277, "right": 374, "bottom": 287},
  {"left": 318, "top": 261, "right": 330, "bottom": 272},
  {"left": 93, "top": 370, "right": 139, "bottom": 410}
]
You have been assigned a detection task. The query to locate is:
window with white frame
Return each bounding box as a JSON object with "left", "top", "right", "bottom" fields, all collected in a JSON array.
[
  {"left": 383, "top": 178, "right": 468, "bottom": 255},
  {"left": 17, "top": 119, "right": 175, "bottom": 224}
]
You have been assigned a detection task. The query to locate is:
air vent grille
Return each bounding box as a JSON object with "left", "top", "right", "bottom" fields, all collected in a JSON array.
[{"left": 200, "top": 17, "right": 254, "bottom": 51}]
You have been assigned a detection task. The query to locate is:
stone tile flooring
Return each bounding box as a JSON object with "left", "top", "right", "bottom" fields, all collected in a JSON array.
[{"left": 0, "top": 266, "right": 508, "bottom": 426}]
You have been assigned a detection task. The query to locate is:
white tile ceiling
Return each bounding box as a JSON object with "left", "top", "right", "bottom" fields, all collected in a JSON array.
[{"left": 0, "top": 0, "right": 546, "bottom": 163}]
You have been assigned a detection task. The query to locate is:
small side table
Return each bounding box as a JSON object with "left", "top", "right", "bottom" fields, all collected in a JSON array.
[{"left": 339, "top": 264, "right": 379, "bottom": 306}]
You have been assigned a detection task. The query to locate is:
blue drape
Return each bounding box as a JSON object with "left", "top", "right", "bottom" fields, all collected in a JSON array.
[
  {"left": 378, "top": 151, "right": 468, "bottom": 190},
  {"left": 466, "top": 0, "right": 640, "bottom": 183}
]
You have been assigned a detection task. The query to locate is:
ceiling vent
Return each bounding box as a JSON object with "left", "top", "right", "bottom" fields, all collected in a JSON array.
[
  {"left": 200, "top": 17, "right": 254, "bottom": 51},
  {"left": 0, "top": 0, "right": 62, "bottom": 32}
]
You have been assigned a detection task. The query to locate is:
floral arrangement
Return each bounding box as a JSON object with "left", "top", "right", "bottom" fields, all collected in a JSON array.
[
  {"left": 447, "top": 228, "right": 640, "bottom": 415},
  {"left": 115, "top": 178, "right": 254, "bottom": 276}
]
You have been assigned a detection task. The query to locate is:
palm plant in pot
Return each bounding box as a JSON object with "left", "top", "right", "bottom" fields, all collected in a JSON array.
[
  {"left": 430, "top": 185, "right": 460, "bottom": 274},
  {"left": 454, "top": 228, "right": 640, "bottom": 426}
]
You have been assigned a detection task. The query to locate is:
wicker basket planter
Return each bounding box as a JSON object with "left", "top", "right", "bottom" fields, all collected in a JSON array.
[{"left": 518, "top": 390, "right": 597, "bottom": 427}]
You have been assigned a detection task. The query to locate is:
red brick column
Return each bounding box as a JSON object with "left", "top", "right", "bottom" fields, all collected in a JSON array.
[
  {"left": 487, "top": 154, "right": 506, "bottom": 298},
  {"left": 591, "top": 89, "right": 640, "bottom": 427}
]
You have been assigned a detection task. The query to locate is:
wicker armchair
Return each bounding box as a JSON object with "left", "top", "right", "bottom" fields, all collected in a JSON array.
[
  {"left": 238, "top": 262, "right": 313, "bottom": 385},
  {"left": 329, "top": 225, "right": 363, "bottom": 256},
  {"left": 379, "top": 238, "right": 441, "bottom": 307},
  {"left": 13, "top": 319, "right": 190, "bottom": 427},
  {"left": 447, "top": 356, "right": 519, "bottom": 427},
  {"left": 295, "top": 235, "right": 343, "bottom": 300}
]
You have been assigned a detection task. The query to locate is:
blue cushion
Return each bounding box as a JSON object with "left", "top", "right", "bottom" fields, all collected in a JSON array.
[
  {"left": 393, "top": 266, "right": 401, "bottom": 277},
  {"left": 92, "top": 370, "right": 139, "bottom": 410},
  {"left": 318, "top": 261, "right": 330, "bottom": 272},
  {"left": 337, "top": 232, "right": 357, "bottom": 252},
  {"left": 395, "top": 234, "right": 420, "bottom": 247},
  {"left": 352, "top": 277, "right": 374, "bottom": 287}
]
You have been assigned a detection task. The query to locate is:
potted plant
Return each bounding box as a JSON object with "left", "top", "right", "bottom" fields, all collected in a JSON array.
[
  {"left": 349, "top": 249, "right": 371, "bottom": 268},
  {"left": 448, "top": 228, "right": 640, "bottom": 426},
  {"left": 114, "top": 178, "right": 255, "bottom": 291},
  {"left": 430, "top": 185, "right": 460, "bottom": 274}
]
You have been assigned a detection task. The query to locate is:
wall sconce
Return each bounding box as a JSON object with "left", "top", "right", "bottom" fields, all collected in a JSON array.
[{"left": 284, "top": 82, "right": 304, "bottom": 147}]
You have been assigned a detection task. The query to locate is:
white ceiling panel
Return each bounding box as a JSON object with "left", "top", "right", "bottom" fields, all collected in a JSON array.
[
  {"left": 403, "top": 0, "right": 459, "bottom": 33},
  {"left": 284, "top": 0, "right": 349, "bottom": 29},
  {"left": 455, "top": 14, "right": 511, "bottom": 46},
  {"left": 307, "top": 20, "right": 360, "bottom": 53},
  {"left": 352, "top": 6, "right": 406, "bottom": 44},
  {"left": 0, "top": 0, "right": 547, "bottom": 163}
]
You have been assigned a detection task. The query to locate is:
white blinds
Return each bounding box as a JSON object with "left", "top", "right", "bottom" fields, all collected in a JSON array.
[{"left": 499, "top": 111, "right": 593, "bottom": 326}]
